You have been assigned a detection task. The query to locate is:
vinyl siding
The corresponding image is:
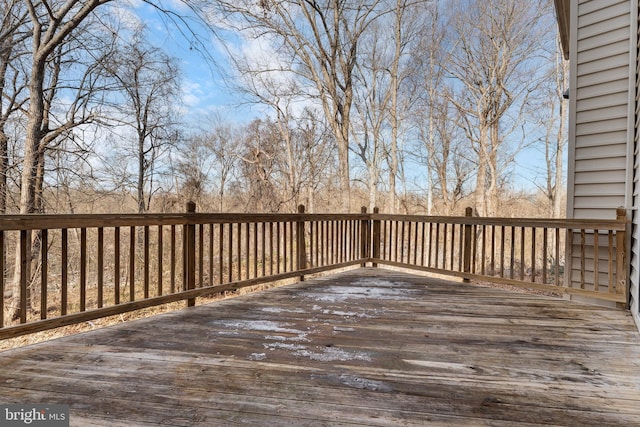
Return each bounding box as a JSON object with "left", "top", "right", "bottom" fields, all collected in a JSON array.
[
  {"left": 569, "top": 0, "right": 633, "bottom": 221},
  {"left": 631, "top": 2, "right": 639, "bottom": 328},
  {"left": 568, "top": 0, "right": 635, "bottom": 297}
]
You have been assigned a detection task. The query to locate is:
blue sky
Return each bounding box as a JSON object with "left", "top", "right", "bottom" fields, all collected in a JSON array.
[{"left": 128, "top": 1, "right": 562, "bottom": 194}]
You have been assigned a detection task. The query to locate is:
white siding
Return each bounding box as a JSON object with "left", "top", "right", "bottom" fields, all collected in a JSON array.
[
  {"left": 568, "top": 0, "right": 633, "bottom": 221},
  {"left": 568, "top": 0, "right": 635, "bottom": 300},
  {"left": 631, "top": 1, "right": 640, "bottom": 329}
]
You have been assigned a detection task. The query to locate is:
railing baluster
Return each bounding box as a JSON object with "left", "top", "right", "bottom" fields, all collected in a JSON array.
[
  {"left": 129, "top": 226, "right": 135, "bottom": 302},
  {"left": 61, "top": 228, "right": 68, "bottom": 316},
  {"left": 276, "top": 222, "right": 281, "bottom": 274},
  {"left": 254, "top": 222, "right": 258, "bottom": 279},
  {"left": 114, "top": 227, "right": 120, "bottom": 304},
  {"left": 295, "top": 220, "right": 300, "bottom": 269},
  {"left": 593, "top": 229, "right": 599, "bottom": 291},
  {"left": 510, "top": 226, "right": 515, "bottom": 280},
  {"left": 19, "top": 230, "right": 27, "bottom": 323},
  {"left": 428, "top": 223, "right": 433, "bottom": 267},
  {"left": 158, "top": 225, "right": 163, "bottom": 296},
  {"left": 219, "top": 223, "right": 225, "bottom": 284},
  {"left": 448, "top": 222, "right": 454, "bottom": 270},
  {"left": 400, "top": 221, "right": 405, "bottom": 263},
  {"left": 531, "top": 227, "right": 536, "bottom": 283},
  {"left": 268, "top": 222, "right": 274, "bottom": 275},
  {"left": 499, "top": 226, "right": 505, "bottom": 278},
  {"left": 80, "top": 228, "right": 87, "bottom": 311},
  {"left": 555, "top": 228, "right": 560, "bottom": 287},
  {"left": 580, "top": 229, "right": 586, "bottom": 289},
  {"left": 245, "top": 222, "right": 250, "bottom": 280},
  {"left": 471, "top": 224, "right": 477, "bottom": 274},
  {"left": 97, "top": 228, "right": 103, "bottom": 308},
  {"left": 199, "top": 224, "right": 205, "bottom": 287},
  {"left": 519, "top": 227, "right": 525, "bottom": 281},
  {"left": 489, "top": 225, "right": 496, "bottom": 276},
  {"left": 237, "top": 222, "right": 242, "bottom": 280},
  {"left": 458, "top": 223, "right": 463, "bottom": 272},
  {"left": 262, "top": 222, "right": 266, "bottom": 276},
  {"left": 228, "top": 222, "right": 233, "bottom": 280},
  {"left": 420, "top": 221, "right": 426, "bottom": 267},
  {"left": 542, "top": 228, "right": 548, "bottom": 284},
  {"left": 208, "top": 224, "right": 215, "bottom": 286},
  {"left": 442, "top": 223, "right": 448, "bottom": 270},
  {"left": 41, "top": 229, "right": 48, "bottom": 319},
  {"left": 170, "top": 225, "right": 176, "bottom": 294},
  {"left": 144, "top": 225, "right": 149, "bottom": 299},
  {"left": 434, "top": 223, "right": 440, "bottom": 269},
  {"left": 608, "top": 230, "right": 614, "bottom": 293}
]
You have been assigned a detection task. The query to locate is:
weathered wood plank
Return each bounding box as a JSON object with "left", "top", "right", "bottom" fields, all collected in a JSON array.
[{"left": 1, "top": 268, "right": 639, "bottom": 426}]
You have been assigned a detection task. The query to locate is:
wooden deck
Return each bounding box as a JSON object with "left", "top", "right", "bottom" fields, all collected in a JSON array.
[{"left": 1, "top": 268, "right": 639, "bottom": 426}]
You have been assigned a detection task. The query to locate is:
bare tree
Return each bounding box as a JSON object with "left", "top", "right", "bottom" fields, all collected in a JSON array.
[
  {"left": 0, "top": 0, "right": 29, "bottom": 213},
  {"left": 385, "top": 0, "right": 422, "bottom": 213},
  {"left": 7, "top": 0, "right": 122, "bottom": 320},
  {"left": 446, "top": 0, "right": 550, "bottom": 216},
  {"left": 407, "top": 1, "right": 446, "bottom": 215},
  {"left": 18, "top": 0, "right": 115, "bottom": 216},
  {"left": 203, "top": 120, "right": 242, "bottom": 212},
  {"left": 107, "top": 27, "right": 181, "bottom": 213},
  {"left": 534, "top": 34, "right": 568, "bottom": 218},
  {"left": 351, "top": 20, "right": 388, "bottom": 212},
  {"left": 214, "top": 0, "right": 386, "bottom": 211},
  {"left": 232, "top": 68, "right": 305, "bottom": 211},
  {"left": 295, "top": 108, "right": 336, "bottom": 212},
  {"left": 238, "top": 119, "right": 280, "bottom": 212},
  {"left": 420, "top": 97, "right": 471, "bottom": 214}
]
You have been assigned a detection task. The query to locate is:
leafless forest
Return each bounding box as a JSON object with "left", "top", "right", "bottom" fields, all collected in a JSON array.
[{"left": 1, "top": 0, "right": 566, "bottom": 217}]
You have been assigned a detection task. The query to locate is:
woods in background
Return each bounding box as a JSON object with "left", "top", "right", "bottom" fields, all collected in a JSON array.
[{"left": 0, "top": 0, "right": 567, "bottom": 217}]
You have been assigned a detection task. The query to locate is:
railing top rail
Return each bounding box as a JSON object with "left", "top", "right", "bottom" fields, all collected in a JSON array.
[
  {"left": 0, "top": 212, "right": 371, "bottom": 231},
  {"left": 371, "top": 213, "right": 628, "bottom": 230}
]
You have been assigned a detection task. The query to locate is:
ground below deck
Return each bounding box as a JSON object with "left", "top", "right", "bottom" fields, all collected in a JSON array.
[{"left": 1, "top": 268, "right": 640, "bottom": 426}]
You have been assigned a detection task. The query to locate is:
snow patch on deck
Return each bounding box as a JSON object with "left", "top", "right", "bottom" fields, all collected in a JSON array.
[
  {"left": 336, "top": 374, "right": 393, "bottom": 392},
  {"left": 215, "top": 320, "right": 307, "bottom": 335},
  {"left": 264, "top": 342, "right": 308, "bottom": 351},
  {"left": 294, "top": 346, "right": 372, "bottom": 362},
  {"left": 260, "top": 307, "right": 306, "bottom": 314},
  {"left": 303, "top": 283, "right": 415, "bottom": 302},
  {"left": 264, "top": 334, "right": 310, "bottom": 342}
]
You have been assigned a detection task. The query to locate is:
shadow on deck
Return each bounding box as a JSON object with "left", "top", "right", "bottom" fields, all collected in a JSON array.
[{"left": 1, "top": 267, "right": 639, "bottom": 426}]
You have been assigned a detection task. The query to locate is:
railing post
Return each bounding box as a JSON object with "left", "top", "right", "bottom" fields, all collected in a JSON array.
[
  {"left": 185, "top": 201, "right": 197, "bottom": 307},
  {"left": 463, "top": 207, "right": 473, "bottom": 283},
  {"left": 297, "top": 204, "right": 307, "bottom": 281},
  {"left": 372, "top": 207, "right": 380, "bottom": 267},
  {"left": 360, "top": 207, "right": 368, "bottom": 267},
  {"left": 616, "top": 207, "right": 629, "bottom": 308}
]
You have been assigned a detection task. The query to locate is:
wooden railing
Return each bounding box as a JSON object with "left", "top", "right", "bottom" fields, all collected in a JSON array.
[
  {"left": 0, "top": 205, "right": 629, "bottom": 339},
  {"left": 370, "top": 208, "right": 629, "bottom": 304}
]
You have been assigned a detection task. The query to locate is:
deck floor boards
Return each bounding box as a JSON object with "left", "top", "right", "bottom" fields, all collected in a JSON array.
[{"left": 1, "top": 267, "right": 640, "bottom": 426}]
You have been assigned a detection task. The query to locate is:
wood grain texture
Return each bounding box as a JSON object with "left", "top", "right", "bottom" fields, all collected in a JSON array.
[{"left": 1, "top": 267, "right": 639, "bottom": 426}]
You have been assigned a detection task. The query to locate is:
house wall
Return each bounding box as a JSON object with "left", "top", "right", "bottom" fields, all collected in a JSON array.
[
  {"left": 632, "top": 1, "right": 640, "bottom": 329},
  {"left": 567, "top": 0, "right": 634, "bottom": 221},
  {"left": 567, "top": 0, "right": 638, "bottom": 320}
]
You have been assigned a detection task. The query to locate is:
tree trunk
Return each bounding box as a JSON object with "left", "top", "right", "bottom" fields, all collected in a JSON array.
[{"left": 137, "top": 135, "right": 146, "bottom": 213}]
